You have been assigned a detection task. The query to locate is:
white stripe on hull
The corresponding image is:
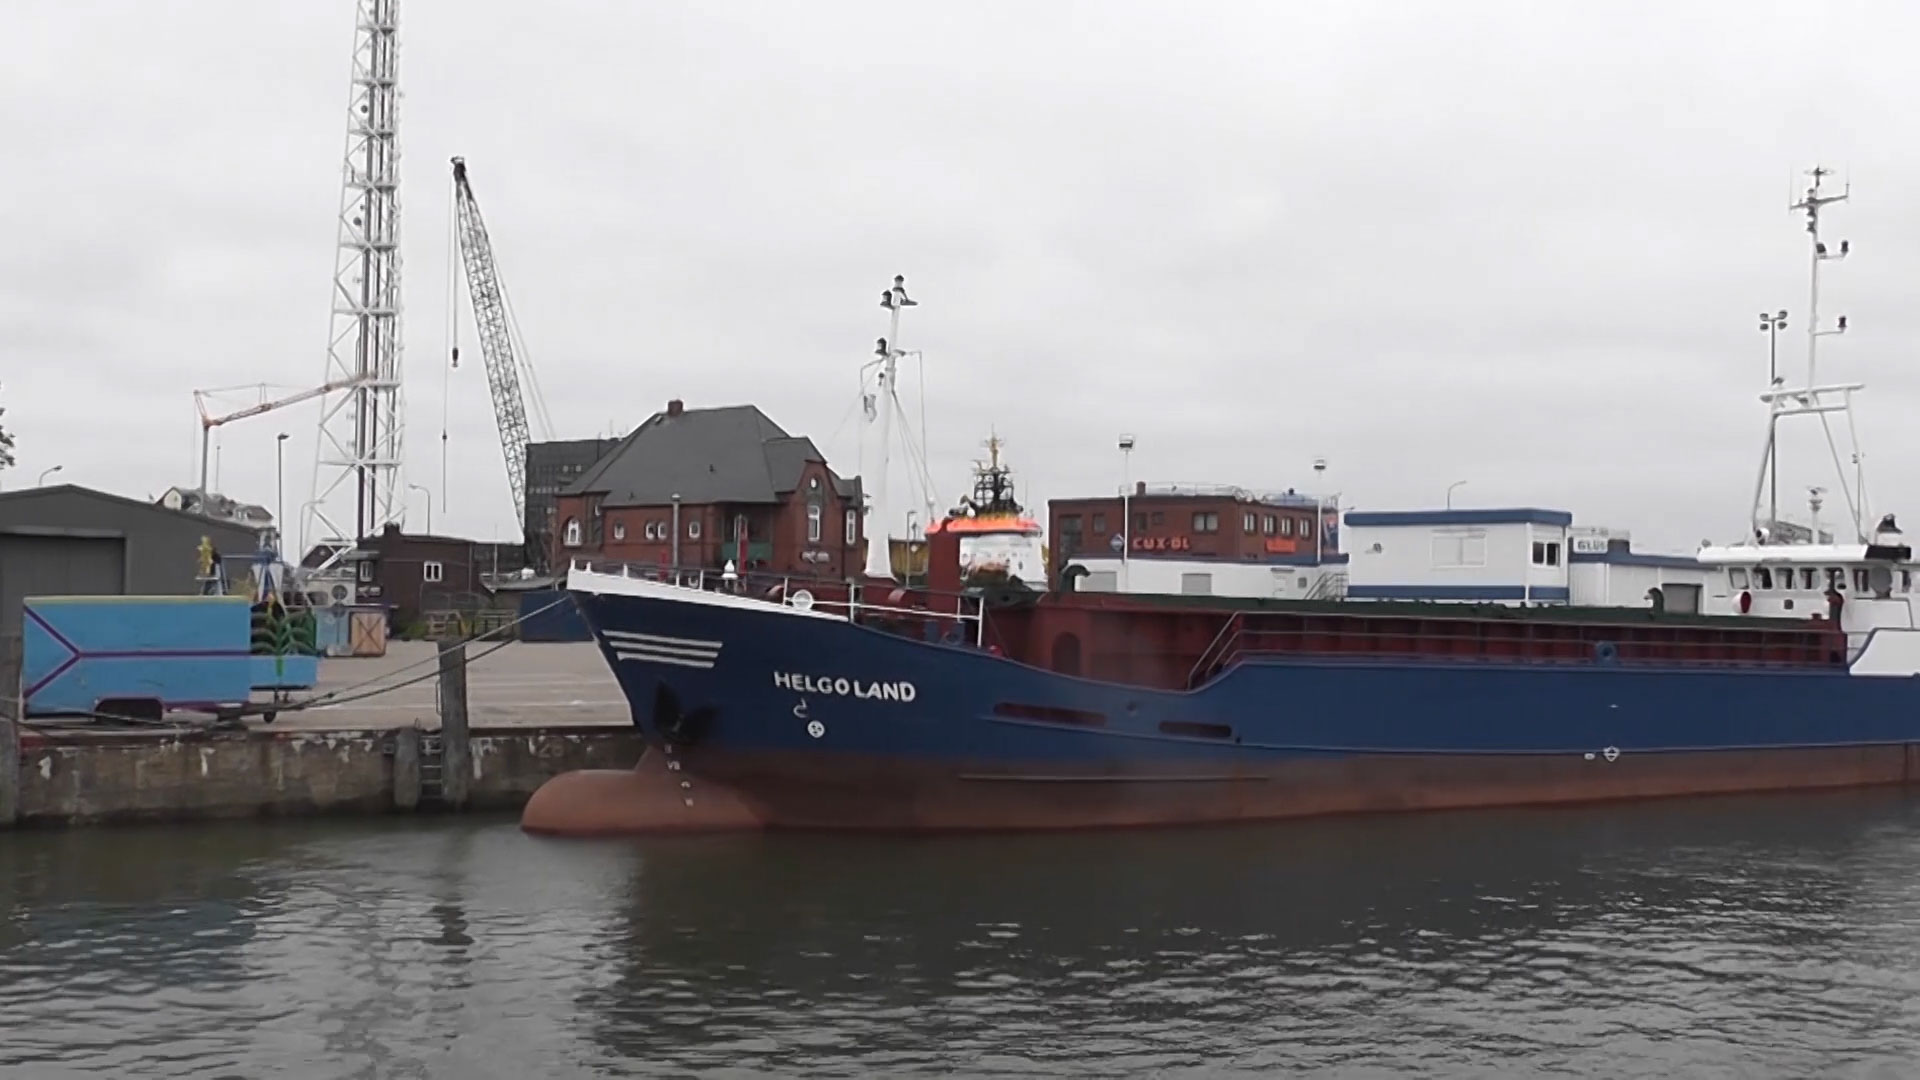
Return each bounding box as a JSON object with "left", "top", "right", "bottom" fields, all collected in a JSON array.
[{"left": 612, "top": 648, "right": 719, "bottom": 670}]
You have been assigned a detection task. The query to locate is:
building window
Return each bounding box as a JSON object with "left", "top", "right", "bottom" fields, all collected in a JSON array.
[
  {"left": 845, "top": 509, "right": 858, "bottom": 545},
  {"left": 1060, "top": 514, "right": 1082, "bottom": 532},
  {"left": 1300, "top": 518, "right": 1313, "bottom": 539},
  {"left": 563, "top": 518, "right": 581, "bottom": 547},
  {"left": 1092, "top": 513, "right": 1107, "bottom": 534},
  {"left": 1264, "top": 514, "right": 1277, "bottom": 534},
  {"left": 1192, "top": 512, "right": 1219, "bottom": 533},
  {"left": 423, "top": 560, "right": 443, "bottom": 583},
  {"left": 1531, "top": 540, "right": 1561, "bottom": 567},
  {"left": 1279, "top": 518, "right": 1292, "bottom": 537},
  {"left": 1243, "top": 512, "right": 1257, "bottom": 534},
  {"left": 1134, "top": 513, "right": 1148, "bottom": 533},
  {"left": 807, "top": 504, "right": 822, "bottom": 542},
  {"left": 735, "top": 514, "right": 750, "bottom": 541},
  {"left": 689, "top": 519, "right": 702, "bottom": 540},
  {"left": 1432, "top": 531, "right": 1488, "bottom": 568},
  {"left": 612, "top": 522, "right": 626, "bottom": 541},
  {"left": 1150, "top": 512, "right": 1164, "bottom": 526},
  {"left": 644, "top": 521, "right": 657, "bottom": 541},
  {"left": 357, "top": 560, "right": 375, "bottom": 582}
]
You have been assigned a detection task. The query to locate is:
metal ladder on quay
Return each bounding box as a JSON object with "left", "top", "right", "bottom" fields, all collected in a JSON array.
[{"left": 420, "top": 730, "right": 446, "bottom": 806}]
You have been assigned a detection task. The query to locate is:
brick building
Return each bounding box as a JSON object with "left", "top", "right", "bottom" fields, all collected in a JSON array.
[
  {"left": 308, "top": 525, "right": 531, "bottom": 631},
  {"left": 551, "top": 399, "right": 864, "bottom": 576},
  {"left": 524, "top": 435, "right": 625, "bottom": 572},
  {"left": 1050, "top": 482, "right": 1336, "bottom": 568}
]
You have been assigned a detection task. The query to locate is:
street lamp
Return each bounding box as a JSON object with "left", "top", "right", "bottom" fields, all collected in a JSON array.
[
  {"left": 37, "top": 465, "right": 62, "bottom": 486},
  {"left": 1760, "top": 309, "right": 1789, "bottom": 529},
  {"left": 276, "top": 434, "right": 289, "bottom": 549},
  {"left": 1118, "top": 433, "right": 1135, "bottom": 591},
  {"left": 1446, "top": 479, "right": 1468, "bottom": 509},
  {"left": 407, "top": 482, "right": 432, "bottom": 535},
  {"left": 1312, "top": 457, "right": 1328, "bottom": 564}
]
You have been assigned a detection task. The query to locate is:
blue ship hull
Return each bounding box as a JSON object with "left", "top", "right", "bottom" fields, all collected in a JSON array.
[{"left": 570, "top": 574, "right": 1920, "bottom": 830}]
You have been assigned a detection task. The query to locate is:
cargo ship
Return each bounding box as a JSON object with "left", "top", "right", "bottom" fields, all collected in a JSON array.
[{"left": 565, "top": 178, "right": 1920, "bottom": 831}]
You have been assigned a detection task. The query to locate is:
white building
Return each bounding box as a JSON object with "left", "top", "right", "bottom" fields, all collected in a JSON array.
[
  {"left": 1064, "top": 553, "right": 1348, "bottom": 599},
  {"left": 1343, "top": 508, "right": 1709, "bottom": 610}
]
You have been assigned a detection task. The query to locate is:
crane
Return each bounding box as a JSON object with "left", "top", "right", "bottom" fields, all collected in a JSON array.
[
  {"left": 448, "top": 155, "right": 553, "bottom": 552},
  {"left": 195, "top": 377, "right": 370, "bottom": 498}
]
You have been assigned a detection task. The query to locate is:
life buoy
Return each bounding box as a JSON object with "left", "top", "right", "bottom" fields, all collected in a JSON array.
[
  {"left": 1594, "top": 641, "right": 1619, "bottom": 663},
  {"left": 1738, "top": 590, "right": 1752, "bottom": 614}
]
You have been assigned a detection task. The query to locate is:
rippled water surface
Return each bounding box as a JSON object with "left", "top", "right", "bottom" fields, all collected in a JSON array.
[{"left": 8, "top": 792, "right": 1920, "bottom": 1077}]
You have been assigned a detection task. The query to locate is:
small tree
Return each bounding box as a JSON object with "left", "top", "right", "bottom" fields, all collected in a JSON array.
[{"left": 0, "top": 383, "right": 14, "bottom": 473}]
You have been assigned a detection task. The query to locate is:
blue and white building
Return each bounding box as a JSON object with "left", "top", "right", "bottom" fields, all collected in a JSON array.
[{"left": 1343, "top": 507, "right": 1707, "bottom": 610}]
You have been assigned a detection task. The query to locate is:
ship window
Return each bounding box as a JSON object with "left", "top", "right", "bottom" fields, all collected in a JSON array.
[
  {"left": 1092, "top": 514, "right": 1107, "bottom": 534},
  {"left": 807, "top": 504, "right": 822, "bottom": 542},
  {"left": 1180, "top": 572, "right": 1213, "bottom": 595},
  {"left": 563, "top": 518, "right": 581, "bottom": 547},
  {"left": 612, "top": 522, "right": 626, "bottom": 541},
  {"left": 1827, "top": 567, "right": 1845, "bottom": 591},
  {"left": 845, "top": 509, "right": 858, "bottom": 545},
  {"left": 1160, "top": 719, "right": 1234, "bottom": 740},
  {"left": 1904, "top": 570, "right": 1914, "bottom": 592},
  {"left": 994, "top": 701, "right": 1104, "bottom": 727},
  {"left": 1730, "top": 568, "right": 1750, "bottom": 589},
  {"left": 1854, "top": 568, "right": 1871, "bottom": 593},
  {"left": 1755, "top": 567, "right": 1774, "bottom": 589}
]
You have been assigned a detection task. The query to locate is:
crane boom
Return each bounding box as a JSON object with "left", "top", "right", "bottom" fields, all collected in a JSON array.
[
  {"left": 194, "top": 377, "right": 369, "bottom": 498},
  {"left": 448, "top": 156, "right": 534, "bottom": 531}
]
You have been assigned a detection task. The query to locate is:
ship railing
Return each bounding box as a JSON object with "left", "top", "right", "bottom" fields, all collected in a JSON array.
[
  {"left": 565, "top": 558, "right": 988, "bottom": 646},
  {"left": 1187, "top": 612, "right": 1246, "bottom": 688}
]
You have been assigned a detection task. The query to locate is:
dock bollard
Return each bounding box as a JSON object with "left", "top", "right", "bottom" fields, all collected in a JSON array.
[{"left": 436, "top": 638, "right": 471, "bottom": 810}]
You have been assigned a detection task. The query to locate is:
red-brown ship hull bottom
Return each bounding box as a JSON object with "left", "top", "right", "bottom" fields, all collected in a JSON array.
[{"left": 693, "top": 744, "right": 1920, "bottom": 831}]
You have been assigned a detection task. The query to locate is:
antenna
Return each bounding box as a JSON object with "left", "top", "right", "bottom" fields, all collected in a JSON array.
[
  {"left": 1789, "top": 165, "right": 1850, "bottom": 388},
  {"left": 863, "top": 275, "right": 916, "bottom": 580},
  {"left": 1748, "top": 166, "right": 1868, "bottom": 543}
]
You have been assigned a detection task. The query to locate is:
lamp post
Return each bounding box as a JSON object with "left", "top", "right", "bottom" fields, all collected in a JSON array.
[
  {"left": 671, "top": 493, "right": 682, "bottom": 578},
  {"left": 1445, "top": 479, "right": 1467, "bottom": 509},
  {"left": 1760, "top": 309, "right": 1789, "bottom": 530},
  {"left": 1118, "top": 433, "right": 1135, "bottom": 592},
  {"left": 37, "top": 465, "right": 62, "bottom": 486},
  {"left": 276, "top": 434, "right": 289, "bottom": 552},
  {"left": 407, "top": 482, "right": 431, "bottom": 535},
  {"left": 1312, "top": 457, "right": 1328, "bottom": 563}
]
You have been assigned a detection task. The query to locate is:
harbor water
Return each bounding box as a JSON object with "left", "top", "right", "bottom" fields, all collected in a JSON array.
[{"left": 6, "top": 791, "right": 1920, "bottom": 1078}]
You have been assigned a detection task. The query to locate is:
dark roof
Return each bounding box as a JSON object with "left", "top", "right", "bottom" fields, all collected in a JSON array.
[
  {"left": 564, "top": 404, "right": 860, "bottom": 507},
  {"left": 0, "top": 483, "right": 263, "bottom": 542}
]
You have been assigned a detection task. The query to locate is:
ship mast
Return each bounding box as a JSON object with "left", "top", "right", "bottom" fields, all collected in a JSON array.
[
  {"left": 862, "top": 275, "right": 939, "bottom": 580},
  {"left": 1750, "top": 165, "right": 1867, "bottom": 544}
]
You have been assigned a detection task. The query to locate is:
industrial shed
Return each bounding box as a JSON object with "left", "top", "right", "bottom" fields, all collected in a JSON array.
[{"left": 0, "top": 484, "right": 263, "bottom": 634}]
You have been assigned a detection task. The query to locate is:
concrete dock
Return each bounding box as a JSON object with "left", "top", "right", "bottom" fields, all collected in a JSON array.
[{"left": 1, "top": 641, "right": 662, "bottom": 828}]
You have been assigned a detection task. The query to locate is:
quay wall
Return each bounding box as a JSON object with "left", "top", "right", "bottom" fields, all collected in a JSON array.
[{"left": 5, "top": 723, "right": 646, "bottom": 827}]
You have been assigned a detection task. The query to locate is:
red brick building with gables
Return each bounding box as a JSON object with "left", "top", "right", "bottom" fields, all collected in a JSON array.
[{"left": 550, "top": 399, "right": 865, "bottom": 576}]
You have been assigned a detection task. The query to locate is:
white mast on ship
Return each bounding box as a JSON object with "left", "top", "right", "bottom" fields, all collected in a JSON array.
[
  {"left": 1749, "top": 166, "right": 1869, "bottom": 545},
  {"left": 862, "top": 275, "right": 940, "bottom": 580}
]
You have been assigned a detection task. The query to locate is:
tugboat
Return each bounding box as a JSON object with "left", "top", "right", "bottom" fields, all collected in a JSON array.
[
  {"left": 558, "top": 214, "right": 1920, "bottom": 834},
  {"left": 927, "top": 432, "right": 1047, "bottom": 590}
]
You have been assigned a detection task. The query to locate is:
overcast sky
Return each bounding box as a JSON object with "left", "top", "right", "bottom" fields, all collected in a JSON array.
[{"left": 7, "top": 0, "right": 1920, "bottom": 554}]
